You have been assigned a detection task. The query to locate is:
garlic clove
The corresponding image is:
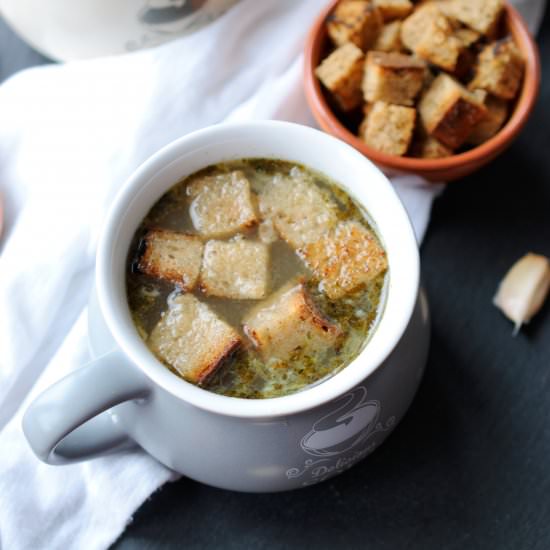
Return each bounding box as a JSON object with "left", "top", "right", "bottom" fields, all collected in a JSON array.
[{"left": 493, "top": 253, "right": 550, "bottom": 334}]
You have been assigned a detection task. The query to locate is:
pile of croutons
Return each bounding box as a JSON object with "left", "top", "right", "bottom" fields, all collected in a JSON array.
[{"left": 315, "top": 0, "right": 525, "bottom": 158}]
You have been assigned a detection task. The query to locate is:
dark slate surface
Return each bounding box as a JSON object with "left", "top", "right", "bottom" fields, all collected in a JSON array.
[{"left": 2, "top": 10, "right": 549, "bottom": 550}]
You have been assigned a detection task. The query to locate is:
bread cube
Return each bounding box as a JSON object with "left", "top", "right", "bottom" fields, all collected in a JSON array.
[
  {"left": 363, "top": 51, "right": 426, "bottom": 106},
  {"left": 400, "top": 4, "right": 439, "bottom": 51},
  {"left": 414, "top": 136, "right": 454, "bottom": 158},
  {"left": 373, "top": 20, "right": 403, "bottom": 52},
  {"left": 374, "top": 0, "right": 413, "bottom": 21},
  {"left": 137, "top": 229, "right": 204, "bottom": 290},
  {"left": 469, "top": 39, "right": 525, "bottom": 100},
  {"left": 418, "top": 73, "right": 487, "bottom": 148},
  {"left": 186, "top": 170, "right": 258, "bottom": 238},
  {"left": 149, "top": 294, "right": 241, "bottom": 384},
  {"left": 258, "top": 219, "right": 278, "bottom": 244},
  {"left": 444, "top": 0, "right": 503, "bottom": 35},
  {"left": 358, "top": 102, "right": 375, "bottom": 138},
  {"left": 470, "top": 88, "right": 488, "bottom": 103},
  {"left": 327, "top": 0, "right": 383, "bottom": 51},
  {"left": 467, "top": 96, "right": 508, "bottom": 145},
  {"left": 363, "top": 101, "right": 375, "bottom": 117},
  {"left": 258, "top": 169, "right": 338, "bottom": 250},
  {"left": 200, "top": 239, "right": 270, "bottom": 300},
  {"left": 361, "top": 101, "right": 416, "bottom": 156},
  {"left": 298, "top": 221, "right": 388, "bottom": 300},
  {"left": 242, "top": 282, "right": 342, "bottom": 361},
  {"left": 454, "top": 27, "right": 481, "bottom": 48},
  {"left": 401, "top": 4, "right": 462, "bottom": 71},
  {"left": 415, "top": 18, "right": 462, "bottom": 72},
  {"left": 315, "top": 43, "right": 365, "bottom": 111}
]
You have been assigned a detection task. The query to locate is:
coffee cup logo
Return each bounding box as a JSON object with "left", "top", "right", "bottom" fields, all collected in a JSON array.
[
  {"left": 301, "top": 387, "right": 380, "bottom": 457},
  {"left": 286, "top": 387, "right": 395, "bottom": 484}
]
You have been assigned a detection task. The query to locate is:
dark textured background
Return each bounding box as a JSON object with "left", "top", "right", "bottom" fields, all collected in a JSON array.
[{"left": 1, "top": 10, "right": 549, "bottom": 550}]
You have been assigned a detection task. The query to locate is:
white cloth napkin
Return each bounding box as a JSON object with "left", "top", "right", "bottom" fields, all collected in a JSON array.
[{"left": 0, "top": 1, "right": 544, "bottom": 549}]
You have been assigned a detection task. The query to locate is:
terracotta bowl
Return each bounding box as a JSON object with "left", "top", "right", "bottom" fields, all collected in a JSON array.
[{"left": 304, "top": 1, "right": 541, "bottom": 182}]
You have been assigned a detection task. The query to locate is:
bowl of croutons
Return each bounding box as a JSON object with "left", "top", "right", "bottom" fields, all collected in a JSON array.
[{"left": 304, "top": 0, "right": 540, "bottom": 182}]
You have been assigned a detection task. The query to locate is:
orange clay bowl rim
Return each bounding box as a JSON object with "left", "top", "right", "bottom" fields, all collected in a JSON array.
[{"left": 303, "top": 1, "right": 541, "bottom": 179}]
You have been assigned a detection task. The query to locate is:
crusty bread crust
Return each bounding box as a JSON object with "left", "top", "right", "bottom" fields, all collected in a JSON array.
[
  {"left": 243, "top": 281, "right": 342, "bottom": 361},
  {"left": 419, "top": 73, "right": 487, "bottom": 149},
  {"left": 137, "top": 228, "right": 204, "bottom": 290}
]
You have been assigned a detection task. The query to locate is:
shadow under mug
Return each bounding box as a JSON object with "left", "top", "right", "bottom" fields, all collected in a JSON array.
[{"left": 22, "top": 121, "right": 429, "bottom": 492}]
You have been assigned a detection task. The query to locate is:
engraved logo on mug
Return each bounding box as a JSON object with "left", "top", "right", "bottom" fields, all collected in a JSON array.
[
  {"left": 286, "top": 387, "right": 395, "bottom": 484},
  {"left": 301, "top": 386, "right": 380, "bottom": 457}
]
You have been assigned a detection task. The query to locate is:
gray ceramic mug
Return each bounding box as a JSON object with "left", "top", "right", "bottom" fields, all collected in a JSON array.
[{"left": 22, "top": 121, "right": 429, "bottom": 492}]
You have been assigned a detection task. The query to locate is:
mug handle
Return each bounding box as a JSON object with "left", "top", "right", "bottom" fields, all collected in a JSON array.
[{"left": 22, "top": 350, "right": 151, "bottom": 465}]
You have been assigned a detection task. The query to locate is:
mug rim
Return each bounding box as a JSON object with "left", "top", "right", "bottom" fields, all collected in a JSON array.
[{"left": 96, "top": 121, "right": 420, "bottom": 418}]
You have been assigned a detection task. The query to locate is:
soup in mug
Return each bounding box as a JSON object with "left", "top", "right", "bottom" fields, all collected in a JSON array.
[{"left": 126, "top": 159, "right": 388, "bottom": 399}]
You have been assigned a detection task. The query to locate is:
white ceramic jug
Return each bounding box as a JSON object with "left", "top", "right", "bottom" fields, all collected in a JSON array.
[{"left": 0, "top": 0, "right": 241, "bottom": 60}]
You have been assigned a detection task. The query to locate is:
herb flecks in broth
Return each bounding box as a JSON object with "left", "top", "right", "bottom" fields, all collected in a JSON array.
[{"left": 126, "top": 159, "right": 388, "bottom": 399}]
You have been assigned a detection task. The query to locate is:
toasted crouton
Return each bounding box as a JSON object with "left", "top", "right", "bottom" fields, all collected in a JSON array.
[
  {"left": 414, "top": 17, "right": 462, "bottom": 72},
  {"left": 137, "top": 229, "right": 203, "bottom": 290},
  {"left": 298, "top": 221, "right": 388, "bottom": 300},
  {"left": 186, "top": 170, "right": 258, "bottom": 238},
  {"left": 414, "top": 136, "right": 454, "bottom": 158},
  {"left": 327, "top": 0, "right": 383, "bottom": 51},
  {"left": 372, "top": 21, "right": 403, "bottom": 52},
  {"left": 454, "top": 27, "right": 481, "bottom": 48},
  {"left": 363, "top": 51, "right": 426, "bottom": 106},
  {"left": 149, "top": 293, "right": 241, "bottom": 384},
  {"left": 315, "top": 43, "right": 365, "bottom": 111},
  {"left": 470, "top": 88, "right": 489, "bottom": 103},
  {"left": 358, "top": 113, "right": 368, "bottom": 137},
  {"left": 258, "top": 219, "right": 278, "bottom": 244},
  {"left": 373, "top": 20, "right": 404, "bottom": 52},
  {"left": 200, "top": 239, "right": 270, "bottom": 300},
  {"left": 418, "top": 73, "right": 487, "bottom": 148},
  {"left": 258, "top": 169, "right": 338, "bottom": 249},
  {"left": 444, "top": 0, "right": 503, "bottom": 35},
  {"left": 401, "top": 4, "right": 462, "bottom": 71},
  {"left": 467, "top": 96, "right": 508, "bottom": 145},
  {"left": 469, "top": 39, "right": 525, "bottom": 100},
  {"left": 400, "top": 4, "right": 439, "bottom": 51},
  {"left": 242, "top": 282, "right": 342, "bottom": 361},
  {"left": 361, "top": 101, "right": 416, "bottom": 156},
  {"left": 358, "top": 102, "right": 374, "bottom": 137},
  {"left": 374, "top": 0, "right": 413, "bottom": 21}
]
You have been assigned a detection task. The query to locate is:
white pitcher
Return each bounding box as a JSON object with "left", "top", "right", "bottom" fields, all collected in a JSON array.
[{"left": 0, "top": 0, "right": 241, "bottom": 60}]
